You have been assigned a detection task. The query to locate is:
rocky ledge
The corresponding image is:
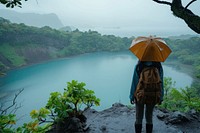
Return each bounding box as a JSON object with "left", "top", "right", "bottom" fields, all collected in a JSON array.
[{"left": 83, "top": 103, "right": 200, "bottom": 133}]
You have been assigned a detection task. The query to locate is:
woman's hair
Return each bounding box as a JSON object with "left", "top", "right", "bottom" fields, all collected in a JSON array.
[{"left": 136, "top": 61, "right": 161, "bottom": 75}]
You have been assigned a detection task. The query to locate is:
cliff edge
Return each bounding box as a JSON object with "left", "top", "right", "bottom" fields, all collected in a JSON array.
[{"left": 84, "top": 103, "right": 200, "bottom": 133}]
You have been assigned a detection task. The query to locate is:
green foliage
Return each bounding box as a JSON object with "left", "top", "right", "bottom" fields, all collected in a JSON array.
[
  {"left": 165, "top": 37, "right": 200, "bottom": 80},
  {"left": 65, "top": 80, "right": 100, "bottom": 111},
  {"left": 0, "top": 90, "right": 29, "bottom": 133},
  {"left": 12, "top": 80, "right": 100, "bottom": 132},
  {"left": 167, "top": 87, "right": 200, "bottom": 112},
  {"left": 159, "top": 77, "right": 200, "bottom": 112},
  {"left": 164, "top": 37, "right": 200, "bottom": 96},
  {"left": 0, "top": 18, "right": 131, "bottom": 71},
  {"left": 30, "top": 108, "right": 50, "bottom": 120},
  {"left": 0, "top": 44, "right": 26, "bottom": 67},
  {"left": 0, "top": 80, "right": 100, "bottom": 132},
  {"left": 23, "top": 80, "right": 100, "bottom": 131},
  {"left": 160, "top": 77, "right": 176, "bottom": 109},
  {"left": 17, "top": 120, "right": 52, "bottom": 133},
  {"left": 46, "top": 80, "right": 100, "bottom": 120},
  {"left": 0, "top": 0, "right": 28, "bottom": 8},
  {"left": 46, "top": 91, "right": 73, "bottom": 119},
  {"left": 16, "top": 108, "right": 52, "bottom": 133},
  {"left": 0, "top": 114, "right": 16, "bottom": 132}
]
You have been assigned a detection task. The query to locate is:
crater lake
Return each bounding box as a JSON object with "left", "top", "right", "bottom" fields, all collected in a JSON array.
[{"left": 0, "top": 51, "right": 193, "bottom": 126}]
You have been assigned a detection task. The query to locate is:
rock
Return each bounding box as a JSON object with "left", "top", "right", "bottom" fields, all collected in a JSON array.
[
  {"left": 47, "top": 115, "right": 87, "bottom": 133},
  {"left": 189, "top": 109, "right": 197, "bottom": 115},
  {"left": 84, "top": 103, "right": 200, "bottom": 133},
  {"left": 67, "top": 117, "right": 82, "bottom": 131},
  {"left": 100, "top": 125, "right": 107, "bottom": 131},
  {"left": 188, "top": 109, "right": 199, "bottom": 120},
  {"left": 165, "top": 111, "right": 191, "bottom": 124},
  {"left": 157, "top": 112, "right": 169, "bottom": 120},
  {"left": 47, "top": 103, "right": 200, "bottom": 132},
  {"left": 112, "top": 102, "right": 125, "bottom": 107},
  {"left": 157, "top": 107, "right": 170, "bottom": 113}
]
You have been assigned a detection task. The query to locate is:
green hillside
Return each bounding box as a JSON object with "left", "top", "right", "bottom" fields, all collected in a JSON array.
[
  {"left": 1, "top": 17, "right": 200, "bottom": 94},
  {"left": 0, "top": 17, "right": 131, "bottom": 71}
]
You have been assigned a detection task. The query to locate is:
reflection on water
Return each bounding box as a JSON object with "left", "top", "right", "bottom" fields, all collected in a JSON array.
[{"left": 0, "top": 51, "right": 193, "bottom": 126}]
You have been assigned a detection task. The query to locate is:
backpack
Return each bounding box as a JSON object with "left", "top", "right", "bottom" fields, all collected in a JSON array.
[{"left": 134, "top": 66, "right": 162, "bottom": 104}]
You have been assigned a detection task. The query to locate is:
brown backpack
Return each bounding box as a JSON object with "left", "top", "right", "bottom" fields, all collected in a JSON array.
[{"left": 134, "top": 67, "right": 162, "bottom": 104}]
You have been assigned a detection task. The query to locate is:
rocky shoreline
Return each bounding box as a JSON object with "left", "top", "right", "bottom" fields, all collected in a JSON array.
[{"left": 83, "top": 103, "right": 200, "bottom": 133}]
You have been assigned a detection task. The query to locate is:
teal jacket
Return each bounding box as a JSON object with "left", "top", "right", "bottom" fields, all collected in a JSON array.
[{"left": 129, "top": 61, "right": 164, "bottom": 101}]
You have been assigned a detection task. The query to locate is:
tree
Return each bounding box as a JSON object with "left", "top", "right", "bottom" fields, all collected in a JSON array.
[
  {"left": 0, "top": 0, "right": 28, "bottom": 8},
  {"left": 153, "top": 0, "right": 200, "bottom": 34},
  {"left": 0, "top": 89, "right": 24, "bottom": 132}
]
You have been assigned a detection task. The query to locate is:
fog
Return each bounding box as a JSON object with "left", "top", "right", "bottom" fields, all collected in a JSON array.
[{"left": 0, "top": 0, "right": 199, "bottom": 36}]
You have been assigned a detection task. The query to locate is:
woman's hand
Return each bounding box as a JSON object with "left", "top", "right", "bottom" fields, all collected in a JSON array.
[{"left": 130, "top": 99, "right": 135, "bottom": 104}]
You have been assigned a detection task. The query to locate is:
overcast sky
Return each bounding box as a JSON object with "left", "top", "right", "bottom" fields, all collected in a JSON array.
[{"left": 0, "top": 0, "right": 199, "bottom": 37}]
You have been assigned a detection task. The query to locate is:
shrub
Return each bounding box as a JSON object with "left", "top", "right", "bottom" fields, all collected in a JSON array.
[{"left": 0, "top": 80, "right": 100, "bottom": 132}]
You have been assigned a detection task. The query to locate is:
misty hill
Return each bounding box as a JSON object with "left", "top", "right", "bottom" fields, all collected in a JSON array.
[
  {"left": 1, "top": 17, "right": 200, "bottom": 93},
  {"left": 168, "top": 34, "right": 200, "bottom": 40},
  {"left": 0, "top": 9, "right": 64, "bottom": 29},
  {"left": 0, "top": 18, "right": 131, "bottom": 71}
]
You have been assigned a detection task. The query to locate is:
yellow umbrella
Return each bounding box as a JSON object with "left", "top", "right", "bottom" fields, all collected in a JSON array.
[{"left": 129, "top": 36, "right": 172, "bottom": 62}]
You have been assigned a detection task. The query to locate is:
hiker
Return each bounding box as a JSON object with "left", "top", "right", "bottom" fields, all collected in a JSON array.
[{"left": 130, "top": 61, "right": 164, "bottom": 133}]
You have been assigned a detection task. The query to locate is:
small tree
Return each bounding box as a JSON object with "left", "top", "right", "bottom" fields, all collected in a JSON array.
[
  {"left": 0, "top": 80, "right": 100, "bottom": 132},
  {"left": 159, "top": 77, "right": 200, "bottom": 112},
  {"left": 161, "top": 77, "right": 176, "bottom": 109},
  {"left": 0, "top": 89, "right": 23, "bottom": 132},
  {"left": 169, "top": 87, "right": 200, "bottom": 112},
  {"left": 45, "top": 80, "right": 100, "bottom": 132}
]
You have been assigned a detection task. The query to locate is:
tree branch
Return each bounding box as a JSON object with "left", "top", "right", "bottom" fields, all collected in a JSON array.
[
  {"left": 0, "top": 88, "right": 24, "bottom": 115},
  {"left": 39, "top": 118, "right": 53, "bottom": 124},
  {"left": 185, "top": 0, "right": 197, "bottom": 9},
  {"left": 153, "top": 0, "right": 200, "bottom": 34},
  {"left": 152, "top": 0, "right": 172, "bottom": 6}
]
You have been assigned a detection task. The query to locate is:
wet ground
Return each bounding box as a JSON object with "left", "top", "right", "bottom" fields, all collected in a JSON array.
[{"left": 84, "top": 103, "right": 200, "bottom": 133}]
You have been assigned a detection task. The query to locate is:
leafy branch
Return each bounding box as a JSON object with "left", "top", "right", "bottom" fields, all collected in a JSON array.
[
  {"left": 0, "top": 0, "right": 28, "bottom": 8},
  {"left": 0, "top": 80, "right": 100, "bottom": 132},
  {"left": 0, "top": 88, "right": 24, "bottom": 115},
  {"left": 159, "top": 77, "right": 200, "bottom": 112},
  {"left": 0, "top": 89, "right": 24, "bottom": 132}
]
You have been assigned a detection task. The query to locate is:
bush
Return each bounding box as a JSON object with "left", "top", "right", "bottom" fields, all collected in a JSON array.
[
  {"left": 45, "top": 80, "right": 100, "bottom": 132},
  {"left": 0, "top": 80, "right": 100, "bottom": 132},
  {"left": 159, "top": 77, "right": 200, "bottom": 112}
]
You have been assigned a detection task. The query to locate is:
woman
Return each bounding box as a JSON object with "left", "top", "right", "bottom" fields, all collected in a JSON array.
[{"left": 129, "top": 61, "right": 164, "bottom": 133}]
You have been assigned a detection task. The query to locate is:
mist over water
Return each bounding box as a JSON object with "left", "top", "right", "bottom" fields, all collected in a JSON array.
[
  {"left": 0, "top": 52, "right": 193, "bottom": 126},
  {"left": 78, "top": 27, "right": 197, "bottom": 38}
]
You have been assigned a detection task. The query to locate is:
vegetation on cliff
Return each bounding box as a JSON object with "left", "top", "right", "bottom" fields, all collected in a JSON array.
[
  {"left": 1, "top": 78, "right": 200, "bottom": 132},
  {"left": 0, "top": 17, "right": 131, "bottom": 71},
  {"left": 164, "top": 37, "right": 200, "bottom": 94},
  {"left": 0, "top": 80, "right": 100, "bottom": 132},
  {"left": 1, "top": 17, "right": 200, "bottom": 93}
]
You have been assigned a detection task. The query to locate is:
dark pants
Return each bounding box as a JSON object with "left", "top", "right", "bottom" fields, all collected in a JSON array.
[{"left": 135, "top": 103, "right": 155, "bottom": 124}]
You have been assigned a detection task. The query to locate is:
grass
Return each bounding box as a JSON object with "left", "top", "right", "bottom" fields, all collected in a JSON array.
[{"left": 0, "top": 43, "right": 26, "bottom": 67}]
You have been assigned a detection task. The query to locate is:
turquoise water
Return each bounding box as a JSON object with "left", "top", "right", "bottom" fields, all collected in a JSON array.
[{"left": 0, "top": 51, "right": 193, "bottom": 126}]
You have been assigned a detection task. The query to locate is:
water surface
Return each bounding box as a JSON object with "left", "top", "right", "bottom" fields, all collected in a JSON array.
[{"left": 0, "top": 52, "right": 193, "bottom": 125}]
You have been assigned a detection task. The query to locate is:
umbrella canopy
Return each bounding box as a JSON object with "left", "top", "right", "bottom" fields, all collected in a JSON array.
[{"left": 129, "top": 36, "right": 172, "bottom": 62}]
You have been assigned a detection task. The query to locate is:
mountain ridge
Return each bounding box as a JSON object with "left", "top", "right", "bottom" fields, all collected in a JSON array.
[{"left": 0, "top": 9, "right": 64, "bottom": 29}]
